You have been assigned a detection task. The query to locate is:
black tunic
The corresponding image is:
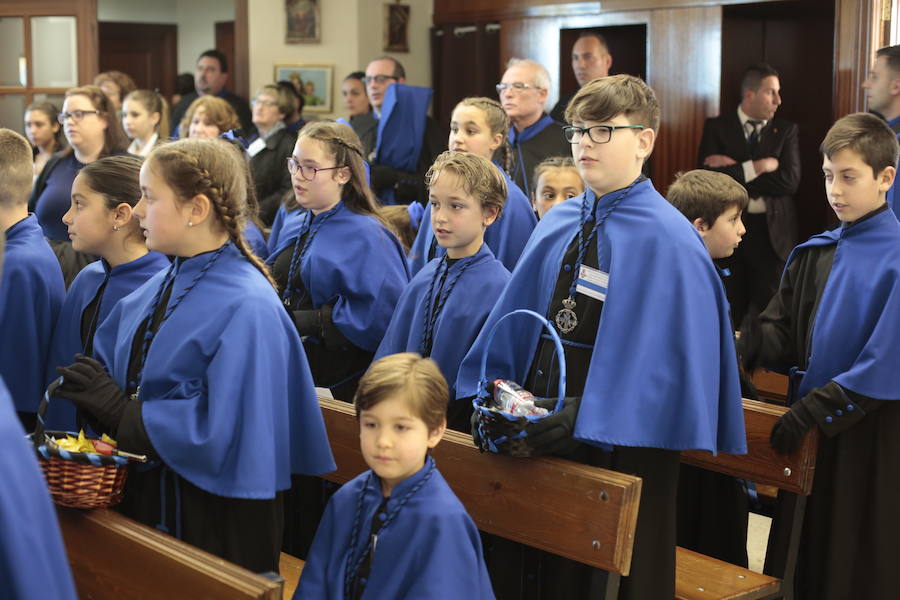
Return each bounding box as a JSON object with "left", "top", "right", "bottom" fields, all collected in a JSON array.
[{"left": 757, "top": 206, "right": 900, "bottom": 600}]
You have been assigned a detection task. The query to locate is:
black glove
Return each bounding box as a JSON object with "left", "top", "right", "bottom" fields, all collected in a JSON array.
[
  {"left": 470, "top": 407, "right": 484, "bottom": 450},
  {"left": 769, "top": 399, "right": 814, "bottom": 455},
  {"left": 293, "top": 309, "right": 322, "bottom": 338},
  {"left": 56, "top": 354, "right": 130, "bottom": 434},
  {"left": 525, "top": 396, "right": 582, "bottom": 457},
  {"left": 735, "top": 310, "right": 762, "bottom": 373},
  {"left": 369, "top": 163, "right": 400, "bottom": 192}
]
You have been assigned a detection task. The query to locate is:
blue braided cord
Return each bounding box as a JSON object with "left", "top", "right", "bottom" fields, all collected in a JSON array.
[
  {"left": 282, "top": 205, "right": 341, "bottom": 306},
  {"left": 419, "top": 255, "right": 476, "bottom": 357}
]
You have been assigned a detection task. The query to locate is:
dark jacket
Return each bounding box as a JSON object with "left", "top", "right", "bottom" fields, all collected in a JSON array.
[
  {"left": 250, "top": 127, "right": 297, "bottom": 226},
  {"left": 350, "top": 112, "right": 378, "bottom": 158}
]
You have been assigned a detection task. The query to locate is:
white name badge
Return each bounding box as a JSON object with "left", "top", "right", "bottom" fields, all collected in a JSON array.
[
  {"left": 246, "top": 137, "right": 266, "bottom": 157},
  {"left": 576, "top": 265, "right": 608, "bottom": 301}
]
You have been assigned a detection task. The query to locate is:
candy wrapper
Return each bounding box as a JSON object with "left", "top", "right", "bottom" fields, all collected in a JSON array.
[
  {"left": 51, "top": 430, "right": 118, "bottom": 455},
  {"left": 490, "top": 379, "right": 549, "bottom": 417}
]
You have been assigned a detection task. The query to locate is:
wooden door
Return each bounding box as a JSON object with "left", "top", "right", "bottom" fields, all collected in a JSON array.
[
  {"left": 215, "top": 21, "right": 235, "bottom": 93},
  {"left": 98, "top": 22, "right": 177, "bottom": 100}
]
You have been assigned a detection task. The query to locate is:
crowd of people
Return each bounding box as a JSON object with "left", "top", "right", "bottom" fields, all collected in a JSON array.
[{"left": 2, "top": 32, "right": 899, "bottom": 600}]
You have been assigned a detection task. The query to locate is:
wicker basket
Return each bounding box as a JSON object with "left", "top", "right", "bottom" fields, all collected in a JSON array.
[
  {"left": 471, "top": 309, "right": 567, "bottom": 457},
  {"left": 30, "top": 378, "right": 130, "bottom": 508}
]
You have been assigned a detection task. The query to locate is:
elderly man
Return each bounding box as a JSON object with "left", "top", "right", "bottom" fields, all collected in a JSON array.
[
  {"left": 550, "top": 32, "right": 613, "bottom": 122},
  {"left": 863, "top": 44, "right": 900, "bottom": 219},
  {"left": 697, "top": 63, "right": 800, "bottom": 325},
  {"left": 170, "top": 50, "right": 253, "bottom": 137},
  {"left": 500, "top": 58, "right": 571, "bottom": 196}
]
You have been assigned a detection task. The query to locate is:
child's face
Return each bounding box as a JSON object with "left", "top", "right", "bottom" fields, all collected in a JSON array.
[
  {"left": 533, "top": 167, "right": 584, "bottom": 218},
  {"left": 429, "top": 171, "right": 498, "bottom": 259},
  {"left": 290, "top": 137, "right": 348, "bottom": 215},
  {"left": 359, "top": 395, "right": 444, "bottom": 497},
  {"left": 122, "top": 99, "right": 159, "bottom": 142},
  {"left": 697, "top": 205, "right": 745, "bottom": 259},
  {"left": 570, "top": 114, "right": 653, "bottom": 197},
  {"left": 188, "top": 108, "right": 221, "bottom": 139},
  {"left": 823, "top": 148, "right": 894, "bottom": 222},
  {"left": 448, "top": 104, "right": 503, "bottom": 160},
  {"left": 135, "top": 162, "right": 190, "bottom": 255},
  {"left": 63, "top": 173, "right": 120, "bottom": 256}
]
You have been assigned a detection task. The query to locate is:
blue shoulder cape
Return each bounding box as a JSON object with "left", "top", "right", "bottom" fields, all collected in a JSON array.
[
  {"left": 375, "top": 244, "right": 510, "bottom": 398},
  {"left": 268, "top": 205, "right": 305, "bottom": 255},
  {"left": 296, "top": 456, "right": 495, "bottom": 600},
  {"left": 268, "top": 202, "right": 411, "bottom": 351},
  {"left": 786, "top": 206, "right": 900, "bottom": 399},
  {"left": 0, "top": 215, "right": 65, "bottom": 413},
  {"left": 408, "top": 168, "right": 537, "bottom": 275},
  {"left": 375, "top": 83, "right": 432, "bottom": 205},
  {"left": 94, "top": 243, "right": 335, "bottom": 498},
  {"left": 0, "top": 376, "right": 77, "bottom": 600},
  {"left": 456, "top": 180, "right": 746, "bottom": 453},
  {"left": 45, "top": 252, "right": 169, "bottom": 431},
  {"left": 245, "top": 220, "right": 270, "bottom": 260}
]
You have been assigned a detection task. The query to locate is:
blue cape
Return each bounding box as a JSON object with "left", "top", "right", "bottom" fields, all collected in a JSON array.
[
  {"left": 94, "top": 243, "right": 335, "bottom": 498},
  {"left": 375, "top": 83, "right": 432, "bottom": 205},
  {"left": 0, "top": 376, "right": 77, "bottom": 600},
  {"left": 0, "top": 215, "right": 65, "bottom": 412},
  {"left": 375, "top": 244, "right": 510, "bottom": 398},
  {"left": 268, "top": 202, "right": 411, "bottom": 351},
  {"left": 786, "top": 206, "right": 900, "bottom": 399},
  {"left": 268, "top": 205, "right": 305, "bottom": 255},
  {"left": 456, "top": 180, "right": 746, "bottom": 453},
  {"left": 296, "top": 457, "right": 495, "bottom": 600},
  {"left": 885, "top": 117, "right": 900, "bottom": 220},
  {"left": 408, "top": 169, "right": 537, "bottom": 275},
  {"left": 245, "top": 220, "right": 270, "bottom": 260},
  {"left": 508, "top": 114, "right": 557, "bottom": 197},
  {"left": 45, "top": 252, "right": 169, "bottom": 431}
]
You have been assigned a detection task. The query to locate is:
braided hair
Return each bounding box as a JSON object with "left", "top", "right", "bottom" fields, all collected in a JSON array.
[
  {"left": 146, "top": 138, "right": 278, "bottom": 289},
  {"left": 455, "top": 97, "right": 515, "bottom": 176}
]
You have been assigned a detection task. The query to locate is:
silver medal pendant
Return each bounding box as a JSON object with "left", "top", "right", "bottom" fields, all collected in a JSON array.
[{"left": 555, "top": 297, "right": 578, "bottom": 333}]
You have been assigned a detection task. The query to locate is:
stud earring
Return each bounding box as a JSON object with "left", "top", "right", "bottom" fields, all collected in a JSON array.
[
  {"left": 113, "top": 225, "right": 119, "bottom": 231},
  {"left": 188, "top": 221, "right": 193, "bottom": 228}
]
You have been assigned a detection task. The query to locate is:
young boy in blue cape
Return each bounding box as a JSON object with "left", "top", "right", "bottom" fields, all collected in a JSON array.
[
  {"left": 0, "top": 129, "right": 65, "bottom": 428},
  {"left": 45, "top": 156, "right": 169, "bottom": 432},
  {"left": 0, "top": 229, "right": 77, "bottom": 600},
  {"left": 296, "top": 353, "right": 494, "bottom": 600},
  {"left": 376, "top": 151, "right": 510, "bottom": 423},
  {"left": 53, "top": 139, "right": 335, "bottom": 574},
  {"left": 456, "top": 75, "right": 745, "bottom": 600},
  {"left": 738, "top": 112, "right": 900, "bottom": 600}
]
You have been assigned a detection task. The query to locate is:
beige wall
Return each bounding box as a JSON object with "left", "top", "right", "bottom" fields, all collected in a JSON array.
[{"left": 248, "top": 0, "right": 433, "bottom": 120}]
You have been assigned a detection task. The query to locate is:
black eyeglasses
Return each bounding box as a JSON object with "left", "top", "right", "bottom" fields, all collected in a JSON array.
[
  {"left": 57, "top": 110, "right": 101, "bottom": 124},
  {"left": 563, "top": 124, "right": 645, "bottom": 144},
  {"left": 362, "top": 75, "right": 398, "bottom": 85},
  {"left": 286, "top": 158, "right": 346, "bottom": 181}
]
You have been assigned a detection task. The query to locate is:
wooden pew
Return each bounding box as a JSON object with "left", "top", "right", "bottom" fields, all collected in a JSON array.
[
  {"left": 676, "top": 398, "right": 819, "bottom": 600},
  {"left": 752, "top": 369, "right": 789, "bottom": 405},
  {"left": 56, "top": 506, "right": 283, "bottom": 599},
  {"left": 291, "top": 396, "right": 644, "bottom": 599}
]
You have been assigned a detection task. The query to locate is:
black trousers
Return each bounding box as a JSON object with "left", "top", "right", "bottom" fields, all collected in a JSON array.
[{"left": 717, "top": 213, "right": 784, "bottom": 325}]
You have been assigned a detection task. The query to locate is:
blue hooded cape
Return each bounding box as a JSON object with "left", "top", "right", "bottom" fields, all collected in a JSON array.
[
  {"left": 0, "top": 215, "right": 65, "bottom": 413},
  {"left": 786, "top": 206, "right": 900, "bottom": 399},
  {"left": 45, "top": 252, "right": 169, "bottom": 431},
  {"left": 456, "top": 180, "right": 746, "bottom": 453},
  {"left": 408, "top": 169, "right": 537, "bottom": 275},
  {"left": 245, "top": 220, "right": 270, "bottom": 260},
  {"left": 296, "top": 457, "right": 495, "bottom": 600},
  {"left": 375, "top": 244, "right": 510, "bottom": 398},
  {"left": 267, "top": 202, "right": 410, "bottom": 351},
  {"left": 374, "top": 83, "right": 433, "bottom": 205},
  {"left": 0, "top": 376, "right": 77, "bottom": 600},
  {"left": 94, "top": 243, "right": 335, "bottom": 498},
  {"left": 268, "top": 205, "right": 305, "bottom": 255}
]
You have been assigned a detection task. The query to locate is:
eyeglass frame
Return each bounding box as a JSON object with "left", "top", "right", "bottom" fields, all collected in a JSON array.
[
  {"left": 563, "top": 124, "right": 646, "bottom": 144},
  {"left": 362, "top": 74, "right": 399, "bottom": 85},
  {"left": 495, "top": 82, "right": 544, "bottom": 95},
  {"left": 286, "top": 158, "right": 347, "bottom": 181},
  {"left": 57, "top": 110, "right": 101, "bottom": 125}
]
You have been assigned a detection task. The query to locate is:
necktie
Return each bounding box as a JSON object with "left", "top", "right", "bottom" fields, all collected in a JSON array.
[{"left": 747, "top": 120, "right": 761, "bottom": 154}]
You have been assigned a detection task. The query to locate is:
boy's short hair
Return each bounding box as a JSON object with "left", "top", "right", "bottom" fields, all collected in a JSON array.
[
  {"left": 355, "top": 353, "right": 448, "bottom": 432},
  {"left": 876, "top": 45, "right": 900, "bottom": 75},
  {"left": 564, "top": 74, "right": 660, "bottom": 132},
  {"left": 820, "top": 112, "right": 900, "bottom": 177},
  {"left": 425, "top": 151, "right": 507, "bottom": 219},
  {"left": 0, "top": 129, "right": 34, "bottom": 207},
  {"left": 668, "top": 169, "right": 749, "bottom": 226}
]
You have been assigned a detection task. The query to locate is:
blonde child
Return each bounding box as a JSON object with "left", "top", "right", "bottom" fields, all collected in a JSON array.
[
  {"left": 531, "top": 156, "right": 584, "bottom": 218},
  {"left": 122, "top": 90, "right": 170, "bottom": 156}
]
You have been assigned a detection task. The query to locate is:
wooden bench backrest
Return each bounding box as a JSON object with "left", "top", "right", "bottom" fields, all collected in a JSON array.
[
  {"left": 319, "top": 397, "right": 643, "bottom": 576},
  {"left": 681, "top": 398, "right": 818, "bottom": 495},
  {"left": 56, "top": 506, "right": 281, "bottom": 600}
]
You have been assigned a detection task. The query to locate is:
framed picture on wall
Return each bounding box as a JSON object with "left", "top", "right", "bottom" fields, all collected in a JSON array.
[
  {"left": 274, "top": 63, "right": 333, "bottom": 113},
  {"left": 384, "top": 3, "right": 410, "bottom": 52},
  {"left": 286, "top": 0, "right": 320, "bottom": 44}
]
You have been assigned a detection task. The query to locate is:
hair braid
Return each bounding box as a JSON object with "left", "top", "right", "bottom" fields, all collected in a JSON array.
[{"left": 456, "top": 97, "right": 515, "bottom": 176}]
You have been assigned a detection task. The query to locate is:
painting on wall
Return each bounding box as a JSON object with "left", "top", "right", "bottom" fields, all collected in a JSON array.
[
  {"left": 384, "top": 3, "right": 410, "bottom": 53},
  {"left": 286, "top": 0, "right": 320, "bottom": 44},
  {"left": 274, "top": 63, "right": 333, "bottom": 113}
]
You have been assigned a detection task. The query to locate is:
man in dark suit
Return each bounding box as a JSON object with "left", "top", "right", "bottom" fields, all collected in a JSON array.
[
  {"left": 863, "top": 44, "right": 900, "bottom": 219},
  {"left": 698, "top": 63, "right": 800, "bottom": 324},
  {"left": 169, "top": 50, "right": 253, "bottom": 138},
  {"left": 550, "top": 31, "right": 613, "bottom": 123}
]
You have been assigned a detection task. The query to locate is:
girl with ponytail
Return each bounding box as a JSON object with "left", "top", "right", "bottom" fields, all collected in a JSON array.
[
  {"left": 408, "top": 97, "right": 537, "bottom": 275},
  {"left": 53, "top": 138, "right": 335, "bottom": 573}
]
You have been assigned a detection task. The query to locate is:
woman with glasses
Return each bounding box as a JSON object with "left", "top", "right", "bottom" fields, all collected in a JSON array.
[
  {"left": 29, "top": 85, "right": 130, "bottom": 287},
  {"left": 247, "top": 84, "right": 296, "bottom": 226}
]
